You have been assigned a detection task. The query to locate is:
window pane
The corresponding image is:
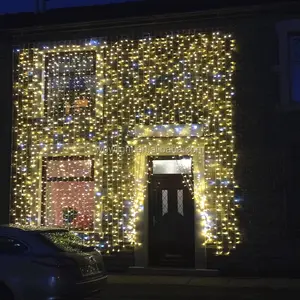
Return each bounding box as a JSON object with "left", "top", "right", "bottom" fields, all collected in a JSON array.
[
  {"left": 162, "top": 190, "right": 168, "bottom": 216},
  {"left": 46, "top": 181, "right": 95, "bottom": 231},
  {"left": 47, "top": 159, "right": 92, "bottom": 178},
  {"left": 134, "top": 124, "right": 202, "bottom": 137},
  {"left": 290, "top": 36, "right": 300, "bottom": 103},
  {"left": 177, "top": 189, "right": 184, "bottom": 216},
  {"left": 44, "top": 51, "right": 96, "bottom": 122},
  {"left": 153, "top": 158, "right": 192, "bottom": 174},
  {"left": 47, "top": 51, "right": 95, "bottom": 75}
]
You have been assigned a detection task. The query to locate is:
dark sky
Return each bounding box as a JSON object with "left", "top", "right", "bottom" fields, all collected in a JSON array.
[{"left": 0, "top": 0, "right": 132, "bottom": 13}]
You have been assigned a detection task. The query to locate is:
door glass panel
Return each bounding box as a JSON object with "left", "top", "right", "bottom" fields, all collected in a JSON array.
[
  {"left": 153, "top": 158, "right": 192, "bottom": 174},
  {"left": 162, "top": 189, "right": 168, "bottom": 216},
  {"left": 177, "top": 190, "right": 184, "bottom": 216}
]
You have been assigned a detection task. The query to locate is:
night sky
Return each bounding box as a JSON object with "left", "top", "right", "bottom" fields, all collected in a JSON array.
[{"left": 0, "top": 0, "right": 133, "bottom": 14}]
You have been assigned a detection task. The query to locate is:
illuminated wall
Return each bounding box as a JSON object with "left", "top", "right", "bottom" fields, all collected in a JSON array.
[{"left": 12, "top": 32, "right": 240, "bottom": 255}]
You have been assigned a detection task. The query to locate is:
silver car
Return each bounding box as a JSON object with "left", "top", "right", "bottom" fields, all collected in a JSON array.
[{"left": 0, "top": 225, "right": 107, "bottom": 300}]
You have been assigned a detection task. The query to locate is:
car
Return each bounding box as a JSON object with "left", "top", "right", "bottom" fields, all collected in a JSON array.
[{"left": 0, "top": 225, "right": 107, "bottom": 300}]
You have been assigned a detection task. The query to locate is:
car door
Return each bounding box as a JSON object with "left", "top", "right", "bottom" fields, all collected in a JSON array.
[{"left": 0, "top": 235, "right": 31, "bottom": 299}]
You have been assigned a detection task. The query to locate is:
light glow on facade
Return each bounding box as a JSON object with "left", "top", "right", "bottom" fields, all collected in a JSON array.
[{"left": 12, "top": 32, "right": 240, "bottom": 255}]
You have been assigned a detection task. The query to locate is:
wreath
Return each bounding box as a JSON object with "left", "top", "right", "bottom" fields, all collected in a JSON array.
[{"left": 62, "top": 207, "right": 78, "bottom": 226}]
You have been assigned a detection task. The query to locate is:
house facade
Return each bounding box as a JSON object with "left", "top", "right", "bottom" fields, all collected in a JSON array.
[
  {"left": 2, "top": 0, "right": 300, "bottom": 271},
  {"left": 10, "top": 30, "right": 239, "bottom": 268}
]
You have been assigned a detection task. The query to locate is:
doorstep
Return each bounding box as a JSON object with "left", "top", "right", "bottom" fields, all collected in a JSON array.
[
  {"left": 102, "top": 251, "right": 134, "bottom": 272},
  {"left": 128, "top": 266, "right": 219, "bottom": 277}
]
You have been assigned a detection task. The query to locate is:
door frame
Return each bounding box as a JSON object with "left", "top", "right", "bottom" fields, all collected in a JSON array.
[
  {"left": 130, "top": 137, "right": 206, "bottom": 269},
  {"left": 147, "top": 156, "right": 195, "bottom": 267}
]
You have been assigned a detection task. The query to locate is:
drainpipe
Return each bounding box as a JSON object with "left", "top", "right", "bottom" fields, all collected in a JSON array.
[
  {"left": 35, "top": 0, "right": 40, "bottom": 13},
  {"left": 41, "top": 0, "right": 49, "bottom": 13}
]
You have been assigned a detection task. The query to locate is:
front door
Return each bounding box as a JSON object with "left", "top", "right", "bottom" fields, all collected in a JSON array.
[{"left": 148, "top": 158, "right": 195, "bottom": 268}]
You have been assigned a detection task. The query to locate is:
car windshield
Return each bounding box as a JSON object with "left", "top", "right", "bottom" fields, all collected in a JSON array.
[{"left": 39, "top": 231, "right": 95, "bottom": 253}]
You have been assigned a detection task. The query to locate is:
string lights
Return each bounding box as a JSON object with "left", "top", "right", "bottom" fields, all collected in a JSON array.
[{"left": 12, "top": 32, "right": 240, "bottom": 255}]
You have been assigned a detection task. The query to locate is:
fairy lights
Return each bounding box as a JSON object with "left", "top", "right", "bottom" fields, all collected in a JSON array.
[{"left": 12, "top": 32, "right": 240, "bottom": 255}]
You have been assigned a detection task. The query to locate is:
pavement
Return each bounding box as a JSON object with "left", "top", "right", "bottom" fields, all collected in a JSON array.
[
  {"left": 86, "top": 275, "right": 300, "bottom": 300},
  {"left": 107, "top": 274, "right": 300, "bottom": 289}
]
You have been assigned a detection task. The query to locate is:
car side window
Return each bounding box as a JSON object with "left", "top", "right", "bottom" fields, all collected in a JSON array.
[{"left": 0, "top": 236, "right": 28, "bottom": 254}]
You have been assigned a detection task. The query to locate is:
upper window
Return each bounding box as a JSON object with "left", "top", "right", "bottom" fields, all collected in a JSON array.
[
  {"left": 0, "top": 236, "right": 28, "bottom": 254},
  {"left": 289, "top": 35, "right": 300, "bottom": 103},
  {"left": 44, "top": 51, "right": 96, "bottom": 122}
]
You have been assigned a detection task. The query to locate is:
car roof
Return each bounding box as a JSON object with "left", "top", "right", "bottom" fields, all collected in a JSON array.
[{"left": 0, "top": 224, "right": 68, "bottom": 234}]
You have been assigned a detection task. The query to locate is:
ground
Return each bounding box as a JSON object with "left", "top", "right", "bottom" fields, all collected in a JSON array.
[
  {"left": 89, "top": 284, "right": 298, "bottom": 300},
  {"left": 86, "top": 275, "right": 300, "bottom": 300}
]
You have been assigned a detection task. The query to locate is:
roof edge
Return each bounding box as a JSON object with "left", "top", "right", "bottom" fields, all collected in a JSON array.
[{"left": 7, "top": 0, "right": 300, "bottom": 36}]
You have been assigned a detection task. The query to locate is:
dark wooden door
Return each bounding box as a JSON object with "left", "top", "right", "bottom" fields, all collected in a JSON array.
[{"left": 148, "top": 174, "right": 195, "bottom": 268}]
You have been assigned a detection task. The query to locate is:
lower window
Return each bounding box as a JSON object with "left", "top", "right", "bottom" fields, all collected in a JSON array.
[{"left": 42, "top": 157, "right": 95, "bottom": 231}]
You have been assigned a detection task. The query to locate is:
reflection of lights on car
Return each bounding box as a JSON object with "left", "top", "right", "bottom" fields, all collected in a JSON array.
[{"left": 0, "top": 226, "right": 107, "bottom": 298}]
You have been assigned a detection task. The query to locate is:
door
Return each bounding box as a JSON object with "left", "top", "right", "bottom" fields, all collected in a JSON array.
[{"left": 148, "top": 158, "right": 195, "bottom": 268}]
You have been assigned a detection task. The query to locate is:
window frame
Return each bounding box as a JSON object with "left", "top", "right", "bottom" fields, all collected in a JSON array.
[
  {"left": 148, "top": 155, "right": 193, "bottom": 176},
  {"left": 44, "top": 50, "right": 97, "bottom": 121},
  {"left": 43, "top": 156, "right": 95, "bottom": 182},
  {"left": 41, "top": 156, "right": 95, "bottom": 226},
  {"left": 277, "top": 19, "right": 300, "bottom": 110}
]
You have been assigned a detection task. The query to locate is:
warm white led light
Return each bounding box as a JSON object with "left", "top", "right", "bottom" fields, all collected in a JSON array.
[{"left": 11, "top": 33, "right": 240, "bottom": 255}]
